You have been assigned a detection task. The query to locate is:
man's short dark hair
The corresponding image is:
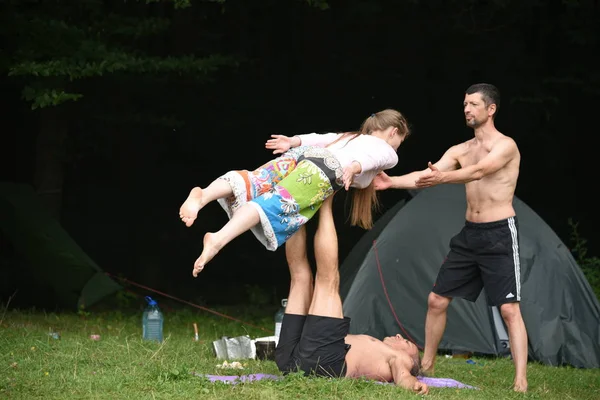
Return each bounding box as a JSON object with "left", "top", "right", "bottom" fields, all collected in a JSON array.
[{"left": 466, "top": 83, "right": 501, "bottom": 116}]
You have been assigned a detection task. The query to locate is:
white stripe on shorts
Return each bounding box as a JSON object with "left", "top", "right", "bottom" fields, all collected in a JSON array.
[{"left": 507, "top": 217, "right": 521, "bottom": 300}]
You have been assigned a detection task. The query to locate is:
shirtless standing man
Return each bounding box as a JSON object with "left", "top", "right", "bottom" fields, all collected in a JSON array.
[
  {"left": 374, "top": 83, "right": 528, "bottom": 392},
  {"left": 275, "top": 194, "right": 428, "bottom": 395}
]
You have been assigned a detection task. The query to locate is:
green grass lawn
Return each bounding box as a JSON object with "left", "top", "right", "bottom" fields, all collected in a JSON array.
[{"left": 1, "top": 306, "right": 598, "bottom": 399}]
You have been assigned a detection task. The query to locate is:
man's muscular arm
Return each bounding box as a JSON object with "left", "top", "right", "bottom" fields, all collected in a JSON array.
[
  {"left": 373, "top": 146, "right": 460, "bottom": 191},
  {"left": 416, "top": 138, "right": 517, "bottom": 187}
]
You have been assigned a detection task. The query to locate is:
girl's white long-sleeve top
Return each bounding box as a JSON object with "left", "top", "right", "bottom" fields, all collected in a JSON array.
[{"left": 296, "top": 132, "right": 398, "bottom": 189}]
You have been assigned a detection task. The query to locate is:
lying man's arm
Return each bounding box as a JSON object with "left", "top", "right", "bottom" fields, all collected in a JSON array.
[{"left": 390, "top": 356, "right": 429, "bottom": 395}]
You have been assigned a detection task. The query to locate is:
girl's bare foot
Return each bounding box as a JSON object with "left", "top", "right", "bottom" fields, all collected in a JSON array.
[
  {"left": 179, "top": 187, "right": 204, "bottom": 227},
  {"left": 192, "top": 233, "right": 221, "bottom": 277}
]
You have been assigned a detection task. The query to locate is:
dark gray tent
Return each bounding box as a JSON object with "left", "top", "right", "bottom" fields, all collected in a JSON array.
[{"left": 340, "top": 184, "right": 600, "bottom": 368}]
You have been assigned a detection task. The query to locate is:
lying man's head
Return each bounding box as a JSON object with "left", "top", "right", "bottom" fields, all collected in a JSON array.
[{"left": 382, "top": 334, "right": 421, "bottom": 376}]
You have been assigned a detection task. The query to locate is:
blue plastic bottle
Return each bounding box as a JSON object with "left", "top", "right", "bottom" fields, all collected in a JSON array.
[{"left": 142, "top": 296, "right": 164, "bottom": 342}]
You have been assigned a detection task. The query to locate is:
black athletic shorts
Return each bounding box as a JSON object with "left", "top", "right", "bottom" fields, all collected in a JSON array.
[
  {"left": 432, "top": 216, "right": 522, "bottom": 306},
  {"left": 275, "top": 314, "right": 351, "bottom": 378}
]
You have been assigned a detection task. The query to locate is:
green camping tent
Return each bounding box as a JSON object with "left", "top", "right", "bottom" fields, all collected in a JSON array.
[
  {"left": 0, "top": 182, "right": 121, "bottom": 310},
  {"left": 340, "top": 184, "right": 600, "bottom": 368}
]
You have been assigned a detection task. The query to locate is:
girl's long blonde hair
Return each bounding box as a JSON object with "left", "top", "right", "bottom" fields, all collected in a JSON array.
[{"left": 329, "top": 109, "right": 410, "bottom": 230}]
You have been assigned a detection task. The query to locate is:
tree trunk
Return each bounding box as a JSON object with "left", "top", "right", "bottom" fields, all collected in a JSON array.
[{"left": 34, "top": 106, "right": 68, "bottom": 220}]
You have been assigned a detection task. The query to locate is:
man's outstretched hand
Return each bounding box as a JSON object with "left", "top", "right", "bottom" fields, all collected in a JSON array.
[
  {"left": 373, "top": 171, "right": 393, "bottom": 191},
  {"left": 415, "top": 162, "right": 443, "bottom": 188}
]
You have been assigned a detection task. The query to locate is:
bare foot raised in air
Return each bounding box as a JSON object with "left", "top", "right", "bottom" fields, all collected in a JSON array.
[
  {"left": 192, "top": 233, "right": 222, "bottom": 277},
  {"left": 179, "top": 187, "right": 204, "bottom": 227}
]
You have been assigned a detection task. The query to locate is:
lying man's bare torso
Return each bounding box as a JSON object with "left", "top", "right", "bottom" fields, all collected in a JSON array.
[{"left": 344, "top": 334, "right": 416, "bottom": 382}]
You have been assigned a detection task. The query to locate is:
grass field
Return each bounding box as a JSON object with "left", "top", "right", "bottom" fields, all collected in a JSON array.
[{"left": 1, "top": 305, "right": 598, "bottom": 399}]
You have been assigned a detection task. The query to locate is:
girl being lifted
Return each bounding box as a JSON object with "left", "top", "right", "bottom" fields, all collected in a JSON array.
[{"left": 178, "top": 109, "right": 410, "bottom": 277}]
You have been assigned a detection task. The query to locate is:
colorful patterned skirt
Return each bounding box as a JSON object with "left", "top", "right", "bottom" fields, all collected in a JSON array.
[{"left": 217, "top": 146, "right": 343, "bottom": 251}]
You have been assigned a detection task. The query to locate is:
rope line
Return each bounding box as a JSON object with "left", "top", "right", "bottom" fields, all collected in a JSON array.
[
  {"left": 373, "top": 240, "right": 424, "bottom": 350},
  {"left": 105, "top": 272, "right": 271, "bottom": 333}
]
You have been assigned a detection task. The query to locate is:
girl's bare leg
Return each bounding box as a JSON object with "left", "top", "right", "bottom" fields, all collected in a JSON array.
[
  {"left": 192, "top": 203, "right": 261, "bottom": 276},
  {"left": 179, "top": 179, "right": 233, "bottom": 227}
]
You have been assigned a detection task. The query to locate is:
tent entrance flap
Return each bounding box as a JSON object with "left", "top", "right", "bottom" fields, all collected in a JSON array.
[{"left": 490, "top": 305, "right": 510, "bottom": 354}]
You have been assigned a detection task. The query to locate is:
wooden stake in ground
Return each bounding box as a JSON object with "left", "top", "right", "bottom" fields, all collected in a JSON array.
[{"left": 193, "top": 323, "right": 199, "bottom": 341}]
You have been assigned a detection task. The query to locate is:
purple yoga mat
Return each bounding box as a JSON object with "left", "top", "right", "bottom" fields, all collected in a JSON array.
[
  {"left": 416, "top": 377, "right": 476, "bottom": 389},
  {"left": 194, "top": 373, "right": 476, "bottom": 389}
]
